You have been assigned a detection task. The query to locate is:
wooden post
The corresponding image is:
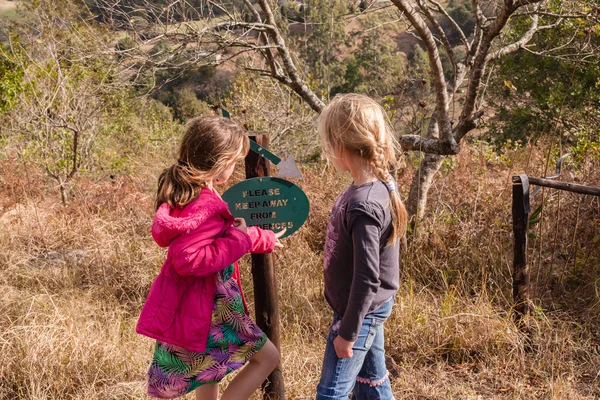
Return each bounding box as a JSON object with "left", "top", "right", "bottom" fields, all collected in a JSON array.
[
  {"left": 512, "top": 178, "right": 530, "bottom": 322},
  {"left": 244, "top": 134, "right": 285, "bottom": 400}
]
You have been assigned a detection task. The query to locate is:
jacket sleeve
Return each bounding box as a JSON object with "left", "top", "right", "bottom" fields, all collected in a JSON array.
[
  {"left": 170, "top": 226, "right": 253, "bottom": 277},
  {"left": 246, "top": 226, "right": 277, "bottom": 254}
]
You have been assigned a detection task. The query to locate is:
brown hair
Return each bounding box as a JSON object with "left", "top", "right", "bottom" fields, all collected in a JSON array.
[
  {"left": 155, "top": 115, "right": 249, "bottom": 210},
  {"left": 318, "top": 93, "right": 408, "bottom": 245}
]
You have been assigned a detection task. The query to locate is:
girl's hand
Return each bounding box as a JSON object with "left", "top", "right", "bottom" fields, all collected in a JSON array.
[
  {"left": 333, "top": 335, "right": 354, "bottom": 359},
  {"left": 233, "top": 218, "right": 248, "bottom": 234},
  {"left": 273, "top": 228, "right": 286, "bottom": 251}
]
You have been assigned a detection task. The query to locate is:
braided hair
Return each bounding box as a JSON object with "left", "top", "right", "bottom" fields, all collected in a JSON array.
[{"left": 318, "top": 94, "right": 407, "bottom": 245}]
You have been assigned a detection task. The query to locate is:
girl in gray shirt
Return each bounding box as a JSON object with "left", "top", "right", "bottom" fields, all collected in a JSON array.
[{"left": 316, "top": 94, "right": 407, "bottom": 400}]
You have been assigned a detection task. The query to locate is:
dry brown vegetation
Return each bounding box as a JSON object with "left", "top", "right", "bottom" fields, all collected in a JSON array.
[{"left": 1, "top": 140, "right": 599, "bottom": 399}]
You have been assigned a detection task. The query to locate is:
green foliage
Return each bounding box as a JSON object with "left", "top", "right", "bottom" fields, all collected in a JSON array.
[
  {"left": 409, "top": 45, "right": 431, "bottom": 84},
  {"left": 487, "top": 9, "right": 600, "bottom": 156},
  {"left": 0, "top": 0, "right": 147, "bottom": 201},
  {"left": 158, "top": 86, "right": 211, "bottom": 122},
  {"left": 93, "top": 95, "right": 180, "bottom": 174},
  {"left": 0, "top": 55, "right": 23, "bottom": 113},
  {"left": 128, "top": 35, "right": 230, "bottom": 105},
  {"left": 148, "top": 40, "right": 173, "bottom": 59},
  {"left": 149, "top": 64, "right": 230, "bottom": 120},
  {"left": 498, "top": 54, "right": 600, "bottom": 115},
  {"left": 333, "top": 16, "right": 406, "bottom": 96},
  {"left": 0, "top": 0, "right": 27, "bottom": 23},
  {"left": 487, "top": 106, "right": 552, "bottom": 146},
  {"left": 527, "top": 203, "right": 543, "bottom": 239},
  {"left": 336, "top": 55, "right": 361, "bottom": 93},
  {"left": 280, "top": 1, "right": 304, "bottom": 23},
  {"left": 448, "top": 1, "right": 475, "bottom": 38},
  {"left": 402, "top": 45, "right": 432, "bottom": 100},
  {"left": 115, "top": 36, "right": 137, "bottom": 60},
  {"left": 570, "top": 129, "right": 600, "bottom": 166},
  {"left": 294, "top": 0, "right": 349, "bottom": 91}
]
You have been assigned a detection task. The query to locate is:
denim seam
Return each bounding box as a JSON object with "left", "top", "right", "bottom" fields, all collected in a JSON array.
[{"left": 363, "top": 322, "right": 377, "bottom": 349}]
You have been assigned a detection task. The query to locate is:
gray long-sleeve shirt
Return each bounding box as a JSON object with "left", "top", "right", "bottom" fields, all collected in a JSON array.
[{"left": 323, "top": 180, "right": 400, "bottom": 341}]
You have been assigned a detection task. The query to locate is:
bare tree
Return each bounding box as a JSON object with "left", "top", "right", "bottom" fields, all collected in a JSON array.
[
  {"left": 391, "top": 0, "right": 598, "bottom": 218},
  {"left": 2, "top": 0, "right": 120, "bottom": 204},
  {"left": 92, "top": 0, "right": 598, "bottom": 219},
  {"left": 92, "top": 0, "right": 326, "bottom": 111}
]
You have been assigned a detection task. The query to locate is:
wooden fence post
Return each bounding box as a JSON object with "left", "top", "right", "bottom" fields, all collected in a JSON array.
[
  {"left": 244, "top": 134, "right": 285, "bottom": 400},
  {"left": 512, "top": 176, "right": 530, "bottom": 322}
]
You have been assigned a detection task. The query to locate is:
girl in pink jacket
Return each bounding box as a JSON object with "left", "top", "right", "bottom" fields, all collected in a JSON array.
[{"left": 137, "top": 116, "right": 284, "bottom": 399}]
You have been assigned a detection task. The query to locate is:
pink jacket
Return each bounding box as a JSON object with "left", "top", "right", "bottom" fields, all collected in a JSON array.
[{"left": 136, "top": 187, "right": 276, "bottom": 352}]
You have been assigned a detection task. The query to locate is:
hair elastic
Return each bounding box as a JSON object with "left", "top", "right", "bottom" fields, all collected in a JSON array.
[
  {"left": 384, "top": 180, "right": 397, "bottom": 193},
  {"left": 177, "top": 159, "right": 189, "bottom": 167}
]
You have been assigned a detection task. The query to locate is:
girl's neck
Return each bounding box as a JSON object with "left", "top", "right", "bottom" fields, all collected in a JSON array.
[
  {"left": 352, "top": 172, "right": 378, "bottom": 186},
  {"left": 348, "top": 158, "right": 377, "bottom": 186}
]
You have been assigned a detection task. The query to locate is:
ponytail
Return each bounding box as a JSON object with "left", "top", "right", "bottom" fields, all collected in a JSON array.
[
  {"left": 155, "top": 163, "right": 208, "bottom": 210},
  {"left": 154, "top": 115, "right": 250, "bottom": 210}
]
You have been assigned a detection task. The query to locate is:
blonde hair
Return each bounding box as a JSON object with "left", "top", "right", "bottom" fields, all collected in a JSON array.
[
  {"left": 156, "top": 115, "right": 249, "bottom": 210},
  {"left": 319, "top": 93, "right": 407, "bottom": 245}
]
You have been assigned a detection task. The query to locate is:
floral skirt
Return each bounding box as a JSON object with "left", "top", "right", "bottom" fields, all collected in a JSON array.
[{"left": 147, "top": 264, "right": 267, "bottom": 398}]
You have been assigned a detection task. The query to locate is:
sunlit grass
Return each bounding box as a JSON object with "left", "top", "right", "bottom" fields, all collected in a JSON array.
[{"left": 1, "top": 142, "right": 599, "bottom": 398}]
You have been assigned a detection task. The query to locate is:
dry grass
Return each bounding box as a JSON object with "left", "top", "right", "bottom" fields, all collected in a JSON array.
[
  {"left": 0, "top": 0, "right": 17, "bottom": 12},
  {"left": 0, "top": 143, "right": 599, "bottom": 399}
]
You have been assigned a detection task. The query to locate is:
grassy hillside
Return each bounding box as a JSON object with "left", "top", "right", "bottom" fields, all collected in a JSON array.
[
  {"left": 1, "top": 139, "right": 599, "bottom": 399},
  {"left": 1, "top": 0, "right": 599, "bottom": 398}
]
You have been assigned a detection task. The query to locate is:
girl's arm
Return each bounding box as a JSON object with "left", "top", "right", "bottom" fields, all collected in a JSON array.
[
  {"left": 338, "top": 214, "right": 382, "bottom": 343},
  {"left": 169, "top": 226, "right": 252, "bottom": 277},
  {"left": 246, "top": 226, "right": 277, "bottom": 253}
]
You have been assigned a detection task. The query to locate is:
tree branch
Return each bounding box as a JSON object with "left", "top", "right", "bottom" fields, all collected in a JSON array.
[
  {"left": 398, "top": 135, "right": 460, "bottom": 155},
  {"left": 390, "top": 0, "right": 457, "bottom": 153},
  {"left": 513, "top": 11, "right": 592, "bottom": 19},
  {"left": 428, "top": 0, "right": 470, "bottom": 53},
  {"left": 487, "top": 14, "right": 539, "bottom": 62},
  {"left": 462, "top": 0, "right": 525, "bottom": 123},
  {"left": 454, "top": 110, "right": 484, "bottom": 143},
  {"left": 417, "top": 0, "right": 459, "bottom": 94},
  {"left": 241, "top": 0, "right": 280, "bottom": 78},
  {"left": 472, "top": 0, "right": 487, "bottom": 28},
  {"left": 256, "top": 0, "right": 325, "bottom": 113},
  {"left": 399, "top": 136, "right": 446, "bottom": 154}
]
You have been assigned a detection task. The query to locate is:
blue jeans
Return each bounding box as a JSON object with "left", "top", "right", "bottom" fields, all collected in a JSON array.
[{"left": 316, "top": 297, "right": 395, "bottom": 400}]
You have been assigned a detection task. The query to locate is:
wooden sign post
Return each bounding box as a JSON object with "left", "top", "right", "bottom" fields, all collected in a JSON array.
[
  {"left": 243, "top": 134, "right": 284, "bottom": 400},
  {"left": 220, "top": 107, "right": 308, "bottom": 399}
]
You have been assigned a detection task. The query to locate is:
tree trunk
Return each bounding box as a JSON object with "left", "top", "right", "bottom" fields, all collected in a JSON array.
[
  {"left": 405, "top": 116, "right": 444, "bottom": 221},
  {"left": 59, "top": 181, "right": 67, "bottom": 206},
  {"left": 406, "top": 154, "right": 444, "bottom": 221}
]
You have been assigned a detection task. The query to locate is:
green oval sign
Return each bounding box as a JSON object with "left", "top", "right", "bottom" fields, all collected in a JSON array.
[{"left": 222, "top": 177, "right": 309, "bottom": 239}]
